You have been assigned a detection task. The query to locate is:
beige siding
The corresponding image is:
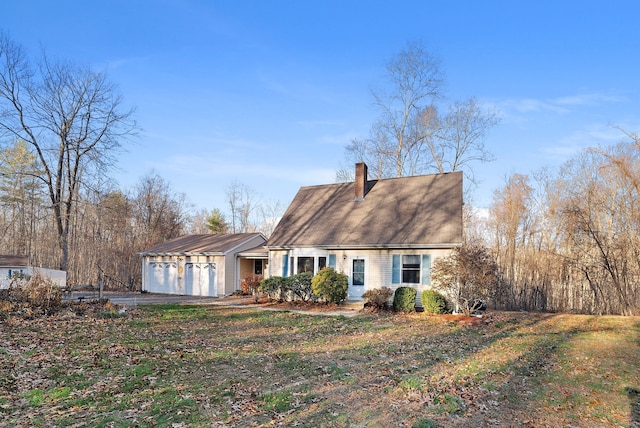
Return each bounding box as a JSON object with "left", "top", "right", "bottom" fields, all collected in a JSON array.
[
  {"left": 267, "top": 250, "right": 288, "bottom": 278},
  {"left": 266, "top": 247, "right": 454, "bottom": 301}
]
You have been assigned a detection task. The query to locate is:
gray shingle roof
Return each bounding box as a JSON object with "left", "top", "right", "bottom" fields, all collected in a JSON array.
[
  {"left": 267, "top": 171, "right": 463, "bottom": 249},
  {"left": 140, "top": 233, "right": 266, "bottom": 255}
]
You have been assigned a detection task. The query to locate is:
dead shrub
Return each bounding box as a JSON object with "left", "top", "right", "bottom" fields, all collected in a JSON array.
[
  {"left": 362, "top": 287, "right": 393, "bottom": 310},
  {"left": 0, "top": 273, "right": 63, "bottom": 316},
  {"left": 242, "top": 274, "right": 264, "bottom": 295}
]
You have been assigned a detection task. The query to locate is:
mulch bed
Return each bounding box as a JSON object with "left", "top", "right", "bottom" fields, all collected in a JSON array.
[{"left": 219, "top": 294, "right": 491, "bottom": 324}]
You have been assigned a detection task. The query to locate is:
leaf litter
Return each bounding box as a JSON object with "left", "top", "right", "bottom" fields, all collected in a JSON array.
[{"left": 0, "top": 301, "right": 638, "bottom": 427}]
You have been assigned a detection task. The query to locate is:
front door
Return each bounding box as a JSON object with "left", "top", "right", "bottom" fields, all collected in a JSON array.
[{"left": 348, "top": 258, "right": 366, "bottom": 300}]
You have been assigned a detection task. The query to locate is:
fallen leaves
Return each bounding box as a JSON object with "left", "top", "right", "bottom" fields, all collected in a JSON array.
[{"left": 1, "top": 306, "right": 639, "bottom": 427}]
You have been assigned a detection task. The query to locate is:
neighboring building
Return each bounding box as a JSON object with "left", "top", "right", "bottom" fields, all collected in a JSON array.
[
  {"left": 139, "top": 233, "right": 268, "bottom": 297},
  {"left": 266, "top": 163, "right": 463, "bottom": 300},
  {"left": 0, "top": 255, "right": 67, "bottom": 289}
]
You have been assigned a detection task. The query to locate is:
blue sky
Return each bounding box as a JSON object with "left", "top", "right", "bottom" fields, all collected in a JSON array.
[{"left": 2, "top": 1, "right": 639, "bottom": 213}]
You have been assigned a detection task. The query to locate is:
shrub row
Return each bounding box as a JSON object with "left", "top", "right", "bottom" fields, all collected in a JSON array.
[
  {"left": 256, "top": 271, "right": 452, "bottom": 312},
  {"left": 258, "top": 268, "right": 348, "bottom": 304},
  {"left": 362, "top": 286, "right": 450, "bottom": 314}
]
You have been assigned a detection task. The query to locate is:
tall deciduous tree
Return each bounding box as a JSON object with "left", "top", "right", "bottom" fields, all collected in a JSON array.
[
  {"left": 0, "top": 140, "right": 43, "bottom": 255},
  {"left": 338, "top": 41, "right": 499, "bottom": 186},
  {"left": 226, "top": 180, "right": 257, "bottom": 233},
  {"left": 0, "top": 33, "right": 138, "bottom": 271},
  {"left": 132, "top": 171, "right": 187, "bottom": 248}
]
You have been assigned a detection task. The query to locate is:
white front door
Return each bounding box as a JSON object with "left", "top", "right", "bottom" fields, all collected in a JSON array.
[{"left": 348, "top": 257, "right": 367, "bottom": 300}]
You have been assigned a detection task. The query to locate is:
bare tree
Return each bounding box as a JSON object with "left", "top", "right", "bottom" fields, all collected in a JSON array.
[
  {"left": 340, "top": 41, "right": 499, "bottom": 184},
  {"left": 257, "top": 199, "right": 285, "bottom": 238},
  {"left": 430, "top": 98, "right": 499, "bottom": 185},
  {"left": 132, "top": 171, "right": 187, "bottom": 248},
  {"left": 0, "top": 33, "right": 138, "bottom": 271},
  {"left": 0, "top": 140, "right": 43, "bottom": 256},
  {"left": 481, "top": 129, "right": 640, "bottom": 315},
  {"left": 370, "top": 41, "right": 443, "bottom": 178},
  {"left": 226, "top": 180, "right": 257, "bottom": 233}
]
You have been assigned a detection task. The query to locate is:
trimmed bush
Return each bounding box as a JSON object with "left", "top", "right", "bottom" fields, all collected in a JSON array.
[
  {"left": 258, "top": 276, "right": 289, "bottom": 302},
  {"left": 362, "top": 287, "right": 393, "bottom": 309},
  {"left": 257, "top": 273, "right": 314, "bottom": 302},
  {"left": 392, "top": 287, "right": 417, "bottom": 312},
  {"left": 421, "top": 289, "right": 448, "bottom": 314},
  {"left": 288, "top": 272, "right": 314, "bottom": 301},
  {"left": 311, "top": 268, "right": 348, "bottom": 304}
]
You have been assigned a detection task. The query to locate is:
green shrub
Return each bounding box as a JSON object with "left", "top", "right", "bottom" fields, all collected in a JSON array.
[
  {"left": 421, "top": 289, "right": 448, "bottom": 314},
  {"left": 258, "top": 274, "right": 314, "bottom": 302},
  {"left": 258, "top": 276, "right": 289, "bottom": 302},
  {"left": 288, "top": 272, "right": 314, "bottom": 301},
  {"left": 393, "top": 287, "right": 417, "bottom": 312},
  {"left": 311, "top": 268, "right": 348, "bottom": 304},
  {"left": 362, "top": 287, "right": 393, "bottom": 309}
]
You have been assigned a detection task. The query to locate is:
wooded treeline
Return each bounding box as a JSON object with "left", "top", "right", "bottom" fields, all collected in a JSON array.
[
  {"left": 0, "top": 148, "right": 279, "bottom": 289},
  {"left": 0, "top": 33, "right": 279, "bottom": 290},
  {"left": 0, "top": 160, "right": 187, "bottom": 289},
  {"left": 485, "top": 131, "right": 640, "bottom": 315}
]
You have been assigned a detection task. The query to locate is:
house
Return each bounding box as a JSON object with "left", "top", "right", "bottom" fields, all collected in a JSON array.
[
  {"left": 266, "top": 163, "right": 463, "bottom": 300},
  {"left": 0, "top": 254, "right": 67, "bottom": 289},
  {"left": 139, "top": 233, "right": 268, "bottom": 297}
]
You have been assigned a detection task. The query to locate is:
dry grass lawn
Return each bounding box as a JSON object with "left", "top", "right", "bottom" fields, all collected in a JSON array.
[{"left": 1, "top": 301, "right": 639, "bottom": 427}]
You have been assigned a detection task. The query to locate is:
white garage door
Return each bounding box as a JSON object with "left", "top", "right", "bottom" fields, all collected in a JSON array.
[
  {"left": 185, "top": 263, "right": 216, "bottom": 296},
  {"left": 147, "top": 262, "right": 179, "bottom": 294}
]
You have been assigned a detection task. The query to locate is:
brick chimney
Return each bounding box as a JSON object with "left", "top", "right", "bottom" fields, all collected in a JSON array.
[{"left": 354, "top": 162, "right": 368, "bottom": 201}]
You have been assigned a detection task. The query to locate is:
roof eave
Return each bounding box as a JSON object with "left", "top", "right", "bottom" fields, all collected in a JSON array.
[
  {"left": 138, "top": 252, "right": 225, "bottom": 257},
  {"left": 265, "top": 242, "right": 463, "bottom": 251}
]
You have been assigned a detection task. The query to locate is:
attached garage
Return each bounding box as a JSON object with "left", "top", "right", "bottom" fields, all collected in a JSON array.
[{"left": 140, "top": 233, "right": 267, "bottom": 297}]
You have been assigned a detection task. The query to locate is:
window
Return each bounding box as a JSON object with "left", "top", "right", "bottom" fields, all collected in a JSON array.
[
  {"left": 402, "top": 255, "right": 420, "bottom": 284},
  {"left": 352, "top": 259, "right": 365, "bottom": 286},
  {"left": 392, "top": 254, "right": 431, "bottom": 285},
  {"left": 318, "top": 257, "right": 327, "bottom": 271},
  {"left": 297, "top": 257, "right": 314, "bottom": 273},
  {"left": 254, "top": 259, "right": 263, "bottom": 275}
]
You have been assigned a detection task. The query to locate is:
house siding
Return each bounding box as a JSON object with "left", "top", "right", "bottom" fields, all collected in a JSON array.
[
  {"left": 0, "top": 266, "right": 67, "bottom": 289},
  {"left": 266, "top": 247, "right": 454, "bottom": 300}
]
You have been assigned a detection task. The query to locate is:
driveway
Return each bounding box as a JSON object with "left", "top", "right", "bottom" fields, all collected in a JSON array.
[
  {"left": 63, "top": 291, "right": 221, "bottom": 307},
  {"left": 63, "top": 291, "right": 363, "bottom": 317}
]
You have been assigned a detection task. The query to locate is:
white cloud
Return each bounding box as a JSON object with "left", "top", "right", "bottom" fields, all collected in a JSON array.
[
  {"left": 496, "top": 90, "right": 625, "bottom": 122},
  {"left": 541, "top": 124, "right": 624, "bottom": 160}
]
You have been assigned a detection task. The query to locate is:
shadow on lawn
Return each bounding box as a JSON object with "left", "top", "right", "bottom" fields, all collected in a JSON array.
[
  {"left": 628, "top": 387, "right": 640, "bottom": 427},
  {"left": 263, "top": 311, "right": 556, "bottom": 426}
]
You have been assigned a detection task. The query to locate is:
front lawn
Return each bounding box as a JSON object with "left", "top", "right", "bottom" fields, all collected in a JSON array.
[{"left": 1, "top": 304, "right": 639, "bottom": 427}]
